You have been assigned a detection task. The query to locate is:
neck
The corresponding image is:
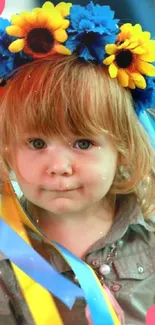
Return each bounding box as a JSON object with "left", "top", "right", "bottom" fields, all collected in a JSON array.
[{"left": 28, "top": 195, "right": 116, "bottom": 258}]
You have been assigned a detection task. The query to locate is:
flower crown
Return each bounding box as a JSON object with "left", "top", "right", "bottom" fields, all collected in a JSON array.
[{"left": 0, "top": 1, "right": 155, "bottom": 147}]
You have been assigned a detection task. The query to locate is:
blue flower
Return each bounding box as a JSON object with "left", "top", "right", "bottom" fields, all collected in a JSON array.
[
  {"left": 0, "top": 18, "right": 17, "bottom": 79},
  {"left": 65, "top": 2, "right": 119, "bottom": 63},
  {"left": 131, "top": 75, "right": 155, "bottom": 114}
]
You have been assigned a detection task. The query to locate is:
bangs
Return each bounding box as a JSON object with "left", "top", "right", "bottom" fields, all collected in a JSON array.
[{"left": 0, "top": 54, "right": 133, "bottom": 147}]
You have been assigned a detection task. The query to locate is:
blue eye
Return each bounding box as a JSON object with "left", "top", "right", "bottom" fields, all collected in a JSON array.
[
  {"left": 27, "top": 138, "right": 93, "bottom": 150},
  {"left": 75, "top": 139, "right": 93, "bottom": 150},
  {"left": 28, "top": 138, "right": 46, "bottom": 149}
]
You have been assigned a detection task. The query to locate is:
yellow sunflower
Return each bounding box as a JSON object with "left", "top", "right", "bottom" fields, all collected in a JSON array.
[
  {"left": 103, "top": 23, "right": 155, "bottom": 89},
  {"left": 6, "top": 1, "right": 72, "bottom": 58}
]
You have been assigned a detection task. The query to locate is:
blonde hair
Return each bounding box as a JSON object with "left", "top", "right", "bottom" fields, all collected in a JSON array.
[{"left": 0, "top": 54, "right": 155, "bottom": 218}]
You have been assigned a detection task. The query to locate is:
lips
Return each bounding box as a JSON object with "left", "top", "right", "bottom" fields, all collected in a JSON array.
[
  {"left": 54, "top": 188, "right": 74, "bottom": 192},
  {"left": 43, "top": 182, "right": 80, "bottom": 192},
  {"left": 43, "top": 186, "right": 78, "bottom": 192}
]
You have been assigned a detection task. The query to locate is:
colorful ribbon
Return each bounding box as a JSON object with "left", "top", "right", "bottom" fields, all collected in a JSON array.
[
  {"left": 0, "top": 182, "right": 121, "bottom": 325},
  {"left": 0, "top": 218, "right": 83, "bottom": 308},
  {"left": 54, "top": 242, "right": 119, "bottom": 325},
  {"left": 0, "top": 182, "right": 64, "bottom": 325}
]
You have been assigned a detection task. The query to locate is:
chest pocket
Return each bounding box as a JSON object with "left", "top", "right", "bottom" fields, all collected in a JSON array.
[
  {"left": 111, "top": 247, "right": 155, "bottom": 324},
  {"left": 113, "top": 248, "right": 155, "bottom": 280}
]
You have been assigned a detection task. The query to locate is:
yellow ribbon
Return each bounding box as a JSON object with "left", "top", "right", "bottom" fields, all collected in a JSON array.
[
  {"left": 0, "top": 182, "right": 121, "bottom": 325},
  {"left": 1, "top": 182, "right": 64, "bottom": 325}
]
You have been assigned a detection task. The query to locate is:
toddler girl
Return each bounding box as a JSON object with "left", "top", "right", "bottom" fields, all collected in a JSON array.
[{"left": 0, "top": 2, "right": 155, "bottom": 325}]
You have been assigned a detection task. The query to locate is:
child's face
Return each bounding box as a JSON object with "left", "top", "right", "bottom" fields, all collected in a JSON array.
[{"left": 13, "top": 132, "right": 118, "bottom": 216}]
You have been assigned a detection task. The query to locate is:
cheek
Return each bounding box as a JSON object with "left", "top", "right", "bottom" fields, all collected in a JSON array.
[
  {"left": 96, "top": 164, "right": 116, "bottom": 181},
  {"left": 78, "top": 154, "right": 117, "bottom": 186},
  {"left": 15, "top": 151, "right": 39, "bottom": 183},
  {"left": 76, "top": 162, "right": 104, "bottom": 187}
]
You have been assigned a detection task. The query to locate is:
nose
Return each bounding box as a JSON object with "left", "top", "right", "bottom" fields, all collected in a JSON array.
[
  {"left": 45, "top": 149, "right": 73, "bottom": 176},
  {"left": 46, "top": 163, "right": 72, "bottom": 176}
]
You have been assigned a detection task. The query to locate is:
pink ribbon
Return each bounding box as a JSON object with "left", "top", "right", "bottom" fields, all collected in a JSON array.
[{"left": 85, "top": 284, "right": 125, "bottom": 325}]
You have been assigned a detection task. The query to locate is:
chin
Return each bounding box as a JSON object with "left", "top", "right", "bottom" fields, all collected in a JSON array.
[{"left": 45, "top": 197, "right": 79, "bottom": 214}]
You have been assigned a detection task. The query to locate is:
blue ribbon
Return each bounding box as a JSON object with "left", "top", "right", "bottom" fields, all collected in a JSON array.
[
  {"left": 0, "top": 217, "right": 83, "bottom": 309},
  {"left": 54, "top": 242, "right": 115, "bottom": 325},
  {"left": 0, "top": 217, "right": 116, "bottom": 325}
]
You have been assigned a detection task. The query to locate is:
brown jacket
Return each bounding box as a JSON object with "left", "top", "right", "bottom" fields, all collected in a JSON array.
[{"left": 0, "top": 194, "right": 155, "bottom": 325}]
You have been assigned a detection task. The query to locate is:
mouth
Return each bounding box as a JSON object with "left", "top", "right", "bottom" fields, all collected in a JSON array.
[
  {"left": 55, "top": 189, "right": 75, "bottom": 192},
  {"left": 44, "top": 187, "right": 81, "bottom": 192}
]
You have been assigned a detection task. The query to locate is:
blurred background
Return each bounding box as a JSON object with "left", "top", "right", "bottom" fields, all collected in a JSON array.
[
  {"left": 2, "top": 0, "right": 38, "bottom": 18},
  {"left": 2, "top": 0, "right": 155, "bottom": 35}
]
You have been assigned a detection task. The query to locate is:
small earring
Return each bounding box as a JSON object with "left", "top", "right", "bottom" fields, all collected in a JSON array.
[{"left": 115, "top": 165, "right": 130, "bottom": 181}]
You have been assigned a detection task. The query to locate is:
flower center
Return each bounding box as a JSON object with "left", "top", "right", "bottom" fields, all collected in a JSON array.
[
  {"left": 115, "top": 50, "right": 133, "bottom": 68},
  {"left": 81, "top": 32, "right": 96, "bottom": 47},
  {"left": 27, "top": 28, "right": 54, "bottom": 54}
]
